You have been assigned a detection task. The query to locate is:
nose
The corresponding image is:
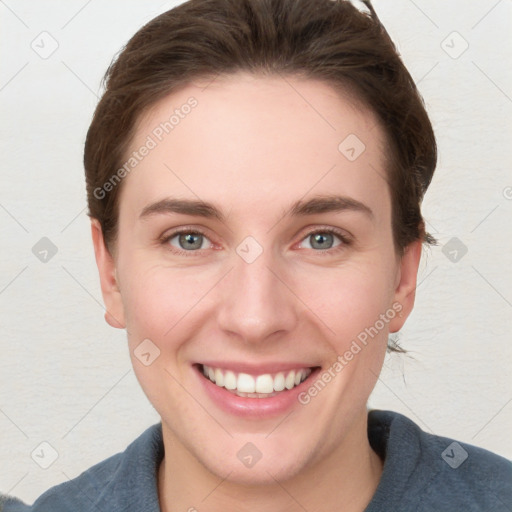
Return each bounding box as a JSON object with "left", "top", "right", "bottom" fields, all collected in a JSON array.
[{"left": 215, "top": 245, "right": 299, "bottom": 345}]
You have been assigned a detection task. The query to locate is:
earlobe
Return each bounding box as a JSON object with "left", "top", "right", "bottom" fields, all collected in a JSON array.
[
  {"left": 104, "top": 310, "right": 125, "bottom": 329},
  {"left": 388, "top": 240, "right": 423, "bottom": 333},
  {"left": 90, "top": 219, "right": 126, "bottom": 329}
]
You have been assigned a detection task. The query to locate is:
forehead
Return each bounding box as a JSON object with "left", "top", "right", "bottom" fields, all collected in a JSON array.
[{"left": 118, "top": 72, "right": 390, "bottom": 227}]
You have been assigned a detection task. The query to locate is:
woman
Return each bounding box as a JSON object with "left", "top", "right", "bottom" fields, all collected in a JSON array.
[{"left": 2, "top": 0, "right": 510, "bottom": 510}]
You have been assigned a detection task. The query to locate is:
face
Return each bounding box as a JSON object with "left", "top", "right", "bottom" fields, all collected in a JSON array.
[{"left": 92, "top": 72, "right": 421, "bottom": 484}]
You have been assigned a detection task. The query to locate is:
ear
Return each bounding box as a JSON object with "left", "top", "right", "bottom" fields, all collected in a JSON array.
[
  {"left": 90, "top": 218, "right": 126, "bottom": 329},
  {"left": 388, "top": 239, "right": 423, "bottom": 333}
]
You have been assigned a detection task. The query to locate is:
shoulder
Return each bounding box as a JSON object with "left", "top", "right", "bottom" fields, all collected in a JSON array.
[
  {"left": 366, "top": 409, "right": 512, "bottom": 511},
  {"left": 1, "top": 423, "right": 163, "bottom": 512}
]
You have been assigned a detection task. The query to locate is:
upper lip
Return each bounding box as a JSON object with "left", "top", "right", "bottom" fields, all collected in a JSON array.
[{"left": 196, "top": 361, "right": 319, "bottom": 375}]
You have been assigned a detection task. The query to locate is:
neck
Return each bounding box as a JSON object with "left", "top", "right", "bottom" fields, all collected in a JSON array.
[{"left": 158, "top": 411, "right": 383, "bottom": 512}]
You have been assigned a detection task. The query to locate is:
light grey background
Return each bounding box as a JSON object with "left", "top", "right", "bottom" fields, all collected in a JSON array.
[{"left": 1, "top": 0, "right": 511, "bottom": 503}]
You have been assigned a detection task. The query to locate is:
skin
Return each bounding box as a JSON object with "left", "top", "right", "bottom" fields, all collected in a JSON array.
[{"left": 91, "top": 72, "right": 422, "bottom": 511}]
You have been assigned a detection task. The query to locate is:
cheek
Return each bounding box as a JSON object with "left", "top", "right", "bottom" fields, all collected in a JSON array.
[
  {"left": 119, "top": 265, "right": 207, "bottom": 404},
  {"left": 119, "top": 260, "right": 218, "bottom": 345},
  {"left": 300, "top": 261, "right": 396, "bottom": 341},
  {"left": 125, "top": 280, "right": 177, "bottom": 339}
]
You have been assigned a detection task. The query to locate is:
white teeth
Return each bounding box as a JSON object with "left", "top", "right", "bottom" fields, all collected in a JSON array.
[
  {"left": 214, "top": 368, "right": 224, "bottom": 387},
  {"left": 285, "top": 371, "right": 295, "bottom": 390},
  {"left": 201, "top": 365, "right": 313, "bottom": 396},
  {"left": 273, "top": 372, "right": 285, "bottom": 392},
  {"left": 255, "top": 374, "right": 274, "bottom": 394},
  {"left": 237, "top": 373, "right": 255, "bottom": 393},
  {"left": 224, "top": 370, "right": 237, "bottom": 390}
]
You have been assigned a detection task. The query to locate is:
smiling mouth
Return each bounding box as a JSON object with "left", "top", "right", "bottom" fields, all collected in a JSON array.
[{"left": 196, "top": 363, "right": 319, "bottom": 398}]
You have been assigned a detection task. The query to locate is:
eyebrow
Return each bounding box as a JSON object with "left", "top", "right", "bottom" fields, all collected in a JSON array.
[{"left": 139, "top": 194, "right": 374, "bottom": 222}]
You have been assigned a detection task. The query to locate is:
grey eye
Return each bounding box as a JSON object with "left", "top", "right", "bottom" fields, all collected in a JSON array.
[
  {"left": 303, "top": 231, "right": 342, "bottom": 250},
  {"left": 307, "top": 232, "right": 337, "bottom": 250},
  {"left": 171, "top": 232, "right": 207, "bottom": 251}
]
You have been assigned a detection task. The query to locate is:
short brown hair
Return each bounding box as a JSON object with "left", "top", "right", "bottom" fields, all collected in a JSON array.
[{"left": 84, "top": 0, "right": 437, "bottom": 256}]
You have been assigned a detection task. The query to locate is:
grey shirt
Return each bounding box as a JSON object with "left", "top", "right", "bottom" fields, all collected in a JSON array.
[{"left": 2, "top": 410, "right": 511, "bottom": 511}]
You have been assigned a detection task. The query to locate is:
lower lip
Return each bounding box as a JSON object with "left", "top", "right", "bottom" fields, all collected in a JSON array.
[{"left": 194, "top": 364, "right": 321, "bottom": 418}]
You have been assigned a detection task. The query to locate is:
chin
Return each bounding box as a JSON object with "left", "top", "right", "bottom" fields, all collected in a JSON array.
[{"left": 203, "top": 454, "right": 306, "bottom": 486}]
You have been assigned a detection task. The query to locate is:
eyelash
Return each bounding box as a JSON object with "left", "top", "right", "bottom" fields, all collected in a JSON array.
[{"left": 159, "top": 226, "right": 352, "bottom": 257}]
